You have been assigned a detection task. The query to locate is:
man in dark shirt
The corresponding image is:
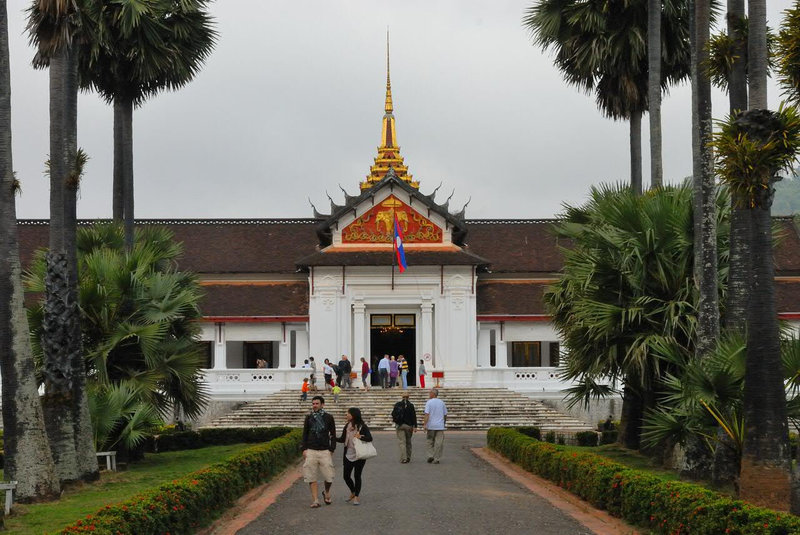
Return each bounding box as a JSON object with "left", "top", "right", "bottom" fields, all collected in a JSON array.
[
  {"left": 391, "top": 392, "right": 417, "bottom": 463},
  {"left": 338, "top": 355, "right": 352, "bottom": 389},
  {"left": 302, "top": 395, "right": 337, "bottom": 507}
]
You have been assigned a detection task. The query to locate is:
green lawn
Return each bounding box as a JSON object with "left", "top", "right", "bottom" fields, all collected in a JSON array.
[
  {"left": 564, "top": 443, "right": 681, "bottom": 480},
  {"left": 4, "top": 443, "right": 254, "bottom": 535}
]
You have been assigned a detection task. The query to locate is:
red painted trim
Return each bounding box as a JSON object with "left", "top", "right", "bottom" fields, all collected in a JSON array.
[
  {"left": 202, "top": 316, "right": 309, "bottom": 323},
  {"left": 477, "top": 315, "right": 551, "bottom": 322},
  {"left": 779, "top": 313, "right": 800, "bottom": 320}
]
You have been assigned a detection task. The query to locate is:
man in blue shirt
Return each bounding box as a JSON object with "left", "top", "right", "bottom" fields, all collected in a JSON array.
[
  {"left": 377, "top": 354, "right": 391, "bottom": 389},
  {"left": 423, "top": 388, "right": 447, "bottom": 464}
]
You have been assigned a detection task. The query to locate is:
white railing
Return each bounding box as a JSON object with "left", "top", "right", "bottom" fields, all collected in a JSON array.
[
  {"left": 474, "top": 367, "right": 570, "bottom": 392},
  {"left": 202, "top": 368, "right": 308, "bottom": 399}
]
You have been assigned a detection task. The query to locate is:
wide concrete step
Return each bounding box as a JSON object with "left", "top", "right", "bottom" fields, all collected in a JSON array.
[{"left": 204, "top": 388, "right": 593, "bottom": 433}]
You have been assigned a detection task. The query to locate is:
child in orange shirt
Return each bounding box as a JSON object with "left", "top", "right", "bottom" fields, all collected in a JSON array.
[{"left": 301, "top": 377, "right": 310, "bottom": 401}]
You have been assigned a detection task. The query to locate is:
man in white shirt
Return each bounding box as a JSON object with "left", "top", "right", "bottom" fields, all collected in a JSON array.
[
  {"left": 378, "top": 354, "right": 391, "bottom": 389},
  {"left": 423, "top": 388, "right": 447, "bottom": 464}
]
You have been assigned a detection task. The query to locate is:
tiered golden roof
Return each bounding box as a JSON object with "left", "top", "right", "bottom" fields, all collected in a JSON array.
[{"left": 360, "top": 35, "right": 419, "bottom": 191}]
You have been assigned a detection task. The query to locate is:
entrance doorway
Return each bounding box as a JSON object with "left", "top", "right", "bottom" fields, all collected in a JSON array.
[{"left": 369, "top": 314, "right": 416, "bottom": 387}]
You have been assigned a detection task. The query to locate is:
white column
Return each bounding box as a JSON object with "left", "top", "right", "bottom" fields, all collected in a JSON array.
[
  {"left": 477, "top": 328, "right": 490, "bottom": 367},
  {"left": 421, "top": 301, "right": 434, "bottom": 367},
  {"left": 496, "top": 327, "right": 508, "bottom": 368},
  {"left": 278, "top": 324, "right": 291, "bottom": 369},
  {"left": 212, "top": 322, "right": 227, "bottom": 370},
  {"left": 353, "top": 301, "right": 366, "bottom": 361}
]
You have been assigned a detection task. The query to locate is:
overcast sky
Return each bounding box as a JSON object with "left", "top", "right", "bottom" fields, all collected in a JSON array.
[{"left": 5, "top": 0, "right": 796, "bottom": 220}]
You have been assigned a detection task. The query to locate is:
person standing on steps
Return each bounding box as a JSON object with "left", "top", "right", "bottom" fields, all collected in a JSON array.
[
  {"left": 389, "top": 355, "right": 399, "bottom": 387},
  {"left": 338, "top": 355, "right": 352, "bottom": 389},
  {"left": 418, "top": 359, "right": 426, "bottom": 389},
  {"left": 360, "top": 357, "right": 370, "bottom": 390},
  {"left": 336, "top": 407, "right": 373, "bottom": 506},
  {"left": 378, "top": 354, "right": 390, "bottom": 388},
  {"left": 322, "top": 359, "right": 334, "bottom": 391},
  {"left": 399, "top": 355, "right": 409, "bottom": 389},
  {"left": 309, "top": 357, "right": 317, "bottom": 388},
  {"left": 302, "top": 395, "right": 337, "bottom": 508},
  {"left": 423, "top": 388, "right": 447, "bottom": 464},
  {"left": 392, "top": 391, "right": 417, "bottom": 463}
]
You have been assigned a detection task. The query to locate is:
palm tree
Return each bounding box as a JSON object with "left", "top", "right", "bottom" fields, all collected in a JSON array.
[
  {"left": 26, "top": 224, "right": 208, "bottom": 454},
  {"left": 545, "top": 182, "right": 730, "bottom": 449},
  {"left": 648, "top": 0, "right": 662, "bottom": 188},
  {"left": 26, "top": 0, "right": 98, "bottom": 483},
  {"left": 777, "top": 0, "right": 800, "bottom": 105},
  {"left": 691, "top": 0, "right": 719, "bottom": 361},
  {"left": 712, "top": 106, "right": 800, "bottom": 511},
  {"left": 748, "top": 0, "right": 768, "bottom": 108},
  {"left": 524, "top": 0, "right": 691, "bottom": 194},
  {"left": 78, "top": 0, "right": 216, "bottom": 249},
  {"left": 0, "top": 0, "right": 60, "bottom": 501}
]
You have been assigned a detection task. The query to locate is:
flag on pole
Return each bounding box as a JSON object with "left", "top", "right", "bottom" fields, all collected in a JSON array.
[{"left": 394, "top": 213, "right": 407, "bottom": 273}]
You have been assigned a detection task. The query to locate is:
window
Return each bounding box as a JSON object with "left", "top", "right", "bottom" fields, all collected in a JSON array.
[
  {"left": 199, "top": 341, "right": 213, "bottom": 368},
  {"left": 549, "top": 342, "right": 561, "bottom": 367},
  {"left": 511, "top": 341, "right": 541, "bottom": 367},
  {"left": 244, "top": 342, "right": 276, "bottom": 369}
]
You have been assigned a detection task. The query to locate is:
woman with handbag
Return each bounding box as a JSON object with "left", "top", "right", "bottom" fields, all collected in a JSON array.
[{"left": 336, "top": 407, "right": 374, "bottom": 505}]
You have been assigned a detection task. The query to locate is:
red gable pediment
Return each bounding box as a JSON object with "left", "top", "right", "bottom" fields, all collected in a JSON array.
[{"left": 342, "top": 195, "right": 443, "bottom": 244}]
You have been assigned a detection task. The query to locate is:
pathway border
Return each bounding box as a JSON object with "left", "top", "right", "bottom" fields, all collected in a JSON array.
[
  {"left": 472, "top": 447, "right": 640, "bottom": 535},
  {"left": 197, "top": 460, "right": 303, "bottom": 535}
]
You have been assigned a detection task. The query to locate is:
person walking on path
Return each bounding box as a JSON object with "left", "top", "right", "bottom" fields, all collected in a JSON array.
[
  {"left": 360, "top": 357, "right": 370, "bottom": 390},
  {"left": 392, "top": 392, "right": 417, "bottom": 463},
  {"left": 336, "top": 407, "right": 373, "bottom": 506},
  {"left": 338, "top": 355, "right": 352, "bottom": 389},
  {"left": 399, "top": 355, "right": 409, "bottom": 389},
  {"left": 378, "top": 354, "right": 390, "bottom": 388},
  {"left": 301, "top": 395, "right": 337, "bottom": 508},
  {"left": 418, "top": 359, "right": 426, "bottom": 389},
  {"left": 423, "top": 388, "right": 447, "bottom": 464},
  {"left": 322, "top": 359, "right": 334, "bottom": 391},
  {"left": 389, "top": 356, "right": 399, "bottom": 388}
]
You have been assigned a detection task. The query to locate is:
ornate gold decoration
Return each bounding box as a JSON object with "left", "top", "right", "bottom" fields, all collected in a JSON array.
[{"left": 342, "top": 195, "right": 442, "bottom": 244}]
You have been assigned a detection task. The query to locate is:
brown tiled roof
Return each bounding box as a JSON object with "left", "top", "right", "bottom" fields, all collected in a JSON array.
[
  {"left": 200, "top": 283, "right": 308, "bottom": 317},
  {"left": 776, "top": 280, "right": 800, "bottom": 314},
  {"left": 296, "top": 248, "right": 489, "bottom": 267},
  {"left": 477, "top": 281, "right": 549, "bottom": 315},
  {"left": 465, "top": 220, "right": 564, "bottom": 274},
  {"left": 775, "top": 218, "right": 800, "bottom": 276}
]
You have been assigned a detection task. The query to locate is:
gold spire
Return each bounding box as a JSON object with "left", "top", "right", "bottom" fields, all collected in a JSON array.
[{"left": 360, "top": 31, "right": 418, "bottom": 191}]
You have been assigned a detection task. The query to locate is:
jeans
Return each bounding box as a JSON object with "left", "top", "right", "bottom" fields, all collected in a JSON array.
[
  {"left": 401, "top": 370, "right": 408, "bottom": 389},
  {"left": 389, "top": 375, "right": 397, "bottom": 388},
  {"left": 343, "top": 457, "right": 366, "bottom": 496},
  {"left": 426, "top": 430, "right": 445, "bottom": 462},
  {"left": 380, "top": 369, "right": 389, "bottom": 388}
]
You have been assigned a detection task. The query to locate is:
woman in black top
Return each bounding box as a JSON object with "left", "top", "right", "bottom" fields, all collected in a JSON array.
[{"left": 336, "top": 407, "right": 373, "bottom": 505}]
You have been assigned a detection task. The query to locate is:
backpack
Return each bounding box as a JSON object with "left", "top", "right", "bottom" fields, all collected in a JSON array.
[{"left": 391, "top": 403, "right": 404, "bottom": 425}]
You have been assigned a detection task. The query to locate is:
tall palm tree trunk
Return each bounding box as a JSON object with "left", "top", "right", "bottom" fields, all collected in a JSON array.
[
  {"left": 648, "top": 0, "right": 662, "bottom": 189},
  {"left": 713, "top": 0, "right": 749, "bottom": 491},
  {"left": 630, "top": 111, "right": 643, "bottom": 195},
  {"left": 692, "top": 0, "right": 719, "bottom": 359},
  {"left": 113, "top": 101, "right": 124, "bottom": 221},
  {"left": 739, "top": 201, "right": 791, "bottom": 509},
  {"left": 117, "top": 99, "right": 134, "bottom": 250},
  {"left": 748, "top": 0, "right": 768, "bottom": 108},
  {"left": 0, "top": 0, "right": 60, "bottom": 501}
]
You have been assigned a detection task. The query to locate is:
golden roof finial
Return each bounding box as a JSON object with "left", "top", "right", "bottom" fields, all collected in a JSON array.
[{"left": 385, "top": 28, "right": 393, "bottom": 114}]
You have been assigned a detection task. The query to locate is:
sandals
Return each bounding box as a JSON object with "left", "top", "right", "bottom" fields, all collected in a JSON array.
[
  {"left": 323, "top": 492, "right": 332, "bottom": 505},
  {"left": 310, "top": 502, "right": 321, "bottom": 508}
]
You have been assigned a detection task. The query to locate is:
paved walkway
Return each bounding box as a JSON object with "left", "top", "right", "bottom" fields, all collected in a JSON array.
[{"left": 232, "top": 432, "right": 600, "bottom": 535}]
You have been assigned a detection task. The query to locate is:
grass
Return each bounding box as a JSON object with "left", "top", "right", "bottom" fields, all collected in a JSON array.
[
  {"left": 563, "top": 443, "right": 681, "bottom": 480},
  {"left": 3, "top": 443, "right": 254, "bottom": 535}
]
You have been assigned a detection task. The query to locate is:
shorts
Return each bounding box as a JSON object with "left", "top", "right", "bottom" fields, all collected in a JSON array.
[{"left": 302, "top": 449, "right": 335, "bottom": 483}]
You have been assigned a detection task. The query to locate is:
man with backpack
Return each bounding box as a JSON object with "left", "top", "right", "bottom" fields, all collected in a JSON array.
[
  {"left": 391, "top": 392, "right": 417, "bottom": 463},
  {"left": 338, "top": 354, "right": 352, "bottom": 389},
  {"left": 302, "top": 395, "right": 337, "bottom": 507}
]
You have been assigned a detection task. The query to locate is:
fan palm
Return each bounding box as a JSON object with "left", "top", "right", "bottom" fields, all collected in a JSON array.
[
  {"left": 78, "top": 0, "right": 216, "bottom": 249},
  {"left": 0, "top": 0, "right": 60, "bottom": 501},
  {"left": 524, "top": 0, "right": 691, "bottom": 194},
  {"left": 26, "top": 224, "right": 208, "bottom": 451},
  {"left": 26, "top": 0, "right": 99, "bottom": 484},
  {"left": 777, "top": 0, "right": 800, "bottom": 105},
  {"left": 546, "top": 182, "right": 730, "bottom": 449}
]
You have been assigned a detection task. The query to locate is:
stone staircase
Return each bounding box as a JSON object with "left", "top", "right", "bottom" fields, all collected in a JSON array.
[{"left": 205, "top": 388, "right": 594, "bottom": 434}]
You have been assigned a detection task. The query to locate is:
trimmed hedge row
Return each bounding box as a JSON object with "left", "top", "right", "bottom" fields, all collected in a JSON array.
[
  {"left": 57, "top": 428, "right": 302, "bottom": 535},
  {"left": 145, "top": 426, "right": 293, "bottom": 453},
  {"left": 488, "top": 427, "right": 800, "bottom": 535}
]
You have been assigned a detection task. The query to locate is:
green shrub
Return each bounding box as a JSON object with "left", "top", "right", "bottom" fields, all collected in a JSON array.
[
  {"left": 576, "top": 431, "right": 599, "bottom": 447},
  {"left": 544, "top": 431, "right": 556, "bottom": 443},
  {"left": 145, "top": 427, "right": 293, "bottom": 453},
  {"left": 56, "top": 429, "right": 301, "bottom": 535},
  {"left": 600, "top": 430, "right": 619, "bottom": 445},
  {"left": 557, "top": 434, "right": 566, "bottom": 445},
  {"left": 516, "top": 426, "right": 541, "bottom": 440},
  {"left": 487, "top": 427, "right": 800, "bottom": 534}
]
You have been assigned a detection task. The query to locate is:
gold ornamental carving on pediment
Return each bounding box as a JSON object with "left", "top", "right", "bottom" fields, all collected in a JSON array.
[{"left": 342, "top": 195, "right": 443, "bottom": 244}]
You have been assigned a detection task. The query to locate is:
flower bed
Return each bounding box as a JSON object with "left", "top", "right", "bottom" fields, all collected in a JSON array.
[
  {"left": 57, "top": 428, "right": 302, "bottom": 534},
  {"left": 488, "top": 427, "right": 800, "bottom": 534}
]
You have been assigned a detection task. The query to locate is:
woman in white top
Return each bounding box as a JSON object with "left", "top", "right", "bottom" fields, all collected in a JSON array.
[
  {"left": 336, "top": 407, "right": 373, "bottom": 505},
  {"left": 323, "top": 360, "right": 334, "bottom": 391}
]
